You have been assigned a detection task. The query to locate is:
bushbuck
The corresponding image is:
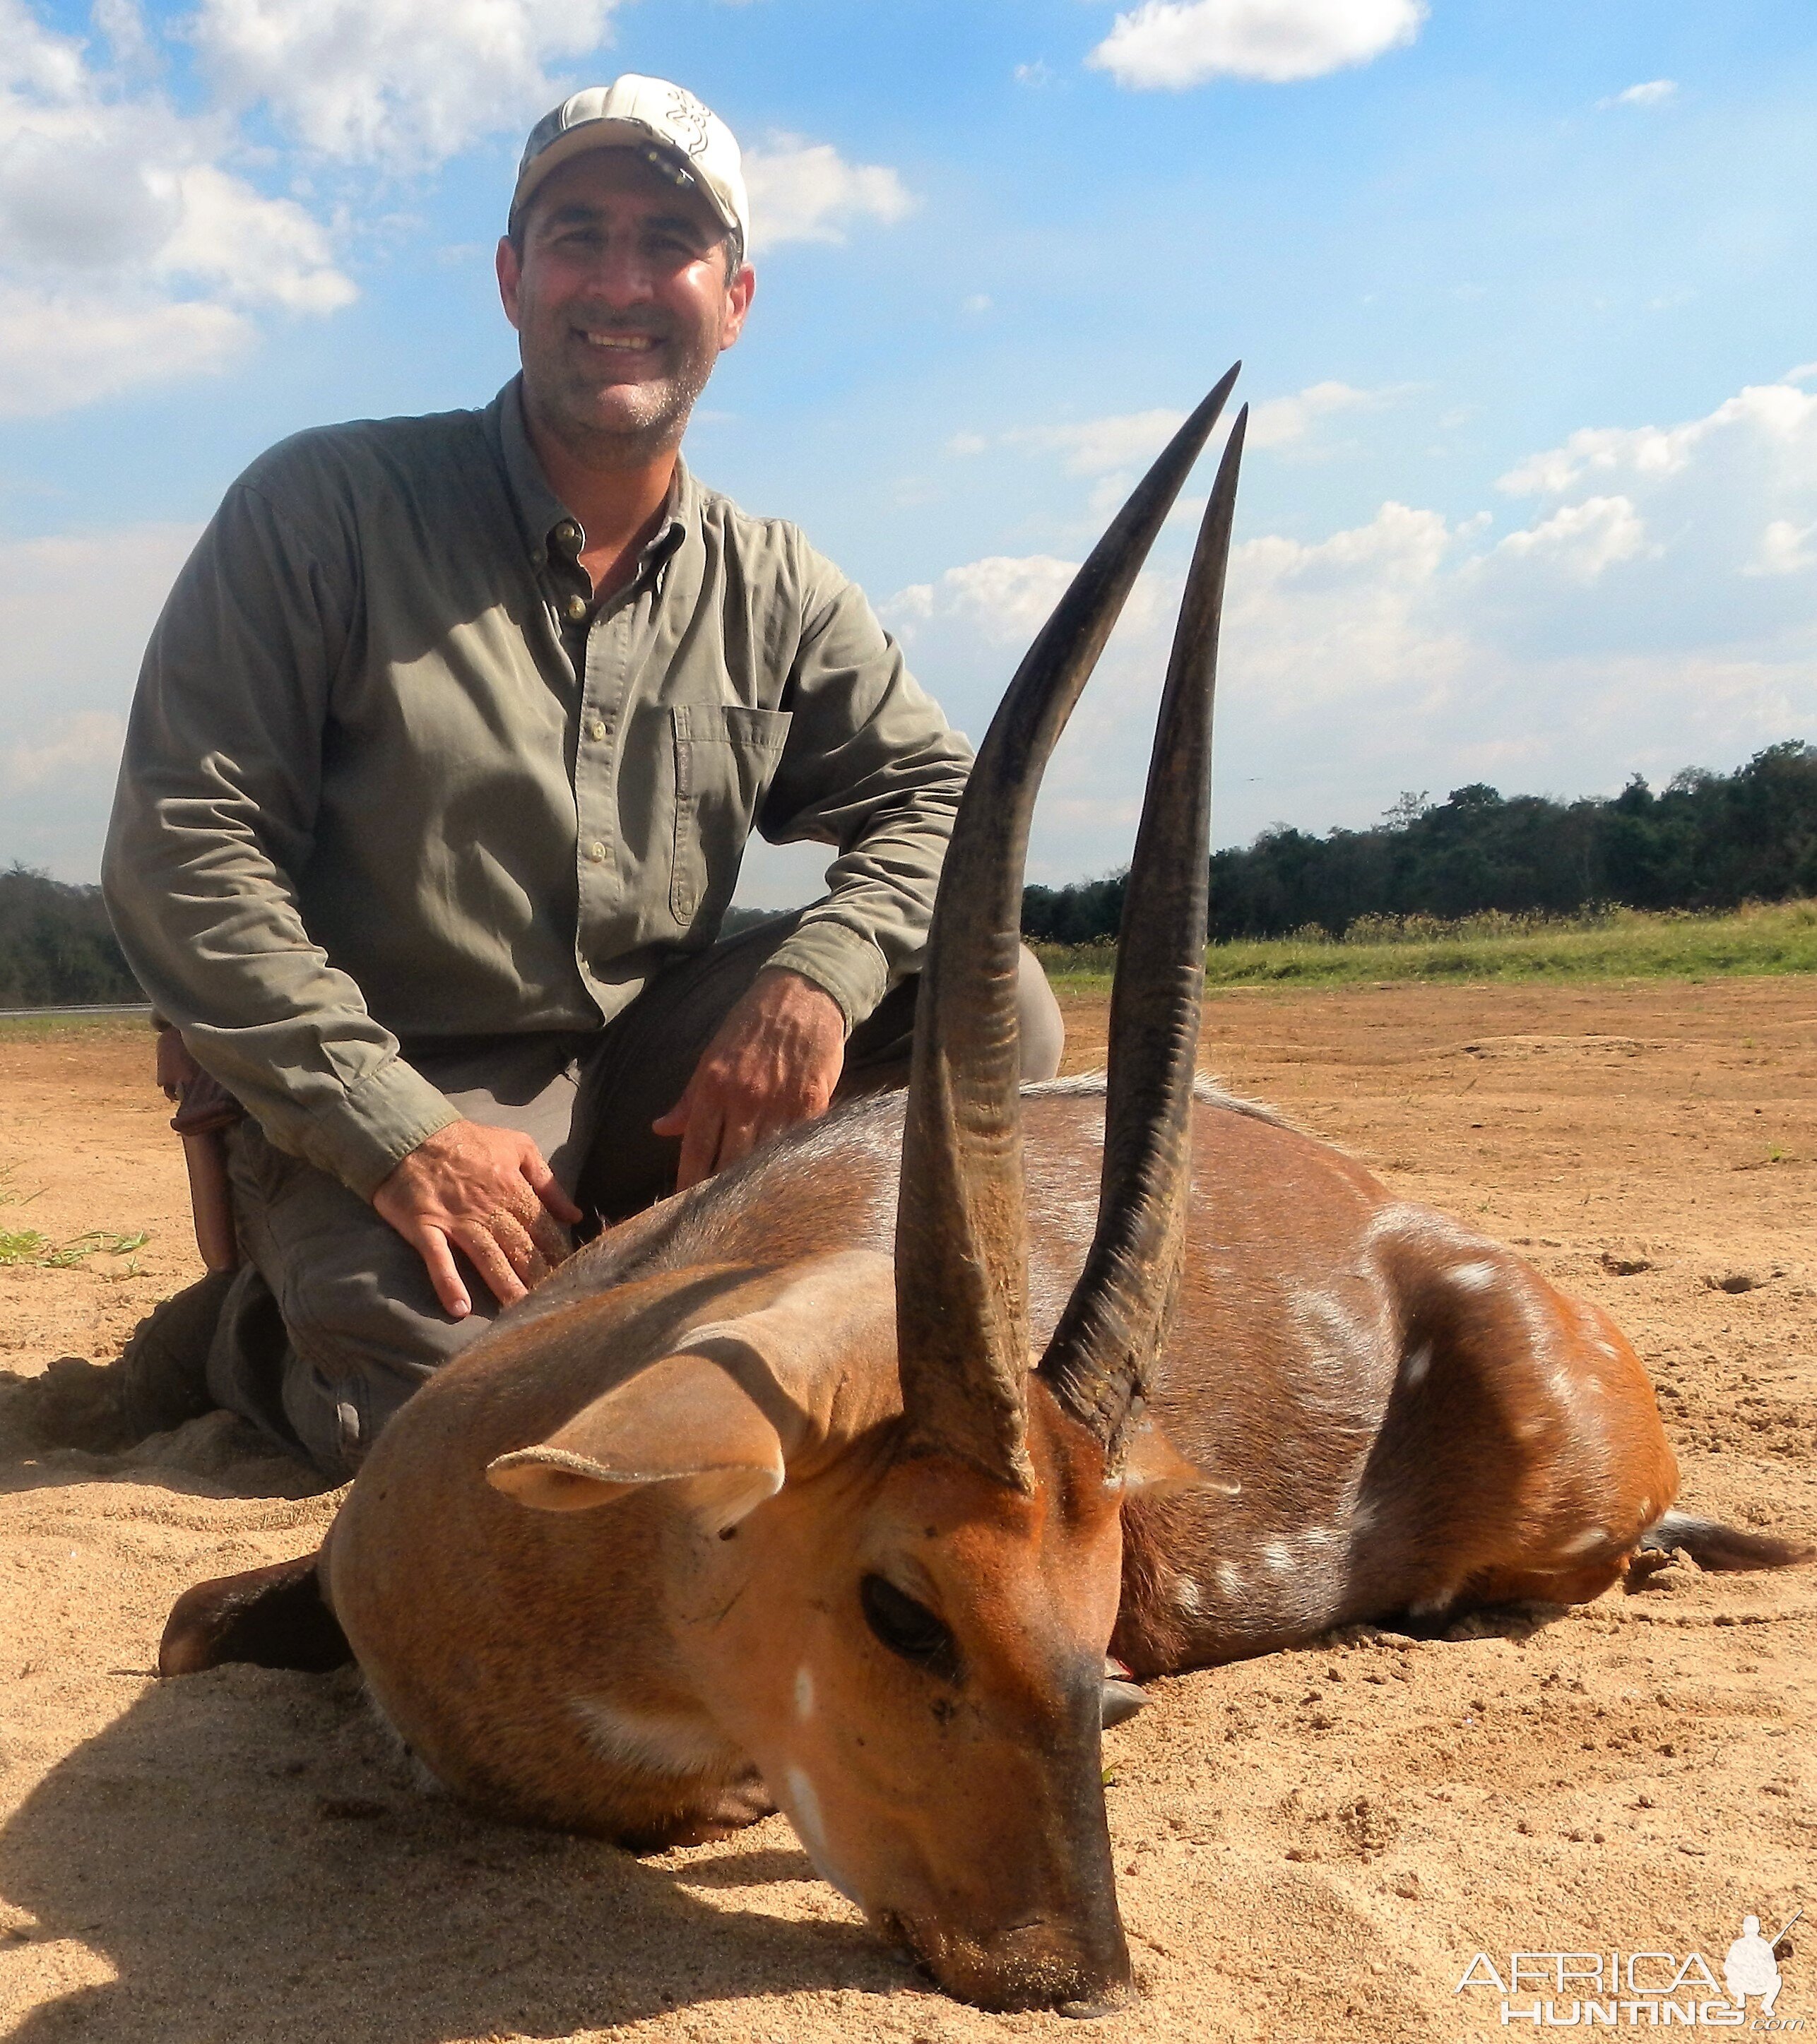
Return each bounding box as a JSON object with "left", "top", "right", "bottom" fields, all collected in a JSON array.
[{"left": 162, "top": 367, "right": 1810, "bottom": 2016}]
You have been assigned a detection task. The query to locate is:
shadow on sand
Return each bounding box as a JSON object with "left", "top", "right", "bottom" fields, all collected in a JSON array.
[{"left": 1, "top": 1655, "right": 911, "bottom": 2043}]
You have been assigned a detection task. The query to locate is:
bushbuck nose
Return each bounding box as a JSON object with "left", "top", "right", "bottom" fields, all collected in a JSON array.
[{"left": 926, "top": 1911, "right": 1135, "bottom": 2014}]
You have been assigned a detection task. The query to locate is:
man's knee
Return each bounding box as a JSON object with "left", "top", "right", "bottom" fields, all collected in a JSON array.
[{"left": 216, "top": 1122, "right": 497, "bottom": 1477}]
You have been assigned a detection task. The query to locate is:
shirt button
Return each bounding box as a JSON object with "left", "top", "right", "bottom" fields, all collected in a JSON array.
[
  {"left": 555, "top": 521, "right": 581, "bottom": 547},
  {"left": 562, "top": 593, "right": 589, "bottom": 623},
  {"left": 586, "top": 841, "right": 607, "bottom": 864},
  {"left": 586, "top": 715, "right": 607, "bottom": 743}
]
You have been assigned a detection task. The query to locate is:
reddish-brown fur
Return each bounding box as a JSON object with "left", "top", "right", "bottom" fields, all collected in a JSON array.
[
  {"left": 519, "top": 1077, "right": 1681, "bottom": 1665},
  {"left": 285, "top": 1075, "right": 1686, "bottom": 2013}
]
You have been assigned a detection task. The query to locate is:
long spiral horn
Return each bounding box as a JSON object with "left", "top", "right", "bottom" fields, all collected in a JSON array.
[
  {"left": 1035, "top": 409, "right": 1247, "bottom": 1459},
  {"left": 894, "top": 367, "right": 1241, "bottom": 1490}
]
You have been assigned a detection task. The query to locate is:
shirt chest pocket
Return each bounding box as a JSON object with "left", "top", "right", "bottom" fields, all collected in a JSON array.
[{"left": 670, "top": 704, "right": 793, "bottom": 930}]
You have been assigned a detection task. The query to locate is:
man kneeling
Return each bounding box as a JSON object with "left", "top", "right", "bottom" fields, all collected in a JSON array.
[{"left": 102, "top": 76, "right": 1061, "bottom": 1480}]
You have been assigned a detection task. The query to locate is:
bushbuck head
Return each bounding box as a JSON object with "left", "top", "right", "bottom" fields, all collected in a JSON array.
[{"left": 485, "top": 367, "right": 1249, "bottom": 2011}]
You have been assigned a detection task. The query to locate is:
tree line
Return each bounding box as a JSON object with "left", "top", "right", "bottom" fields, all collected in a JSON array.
[
  {"left": 6, "top": 741, "right": 1815, "bottom": 1004},
  {"left": 0, "top": 865, "right": 143, "bottom": 1007},
  {"left": 1023, "top": 742, "right": 1817, "bottom": 944}
]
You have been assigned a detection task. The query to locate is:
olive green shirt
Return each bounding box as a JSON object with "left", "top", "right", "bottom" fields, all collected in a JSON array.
[{"left": 103, "top": 379, "right": 971, "bottom": 1199}]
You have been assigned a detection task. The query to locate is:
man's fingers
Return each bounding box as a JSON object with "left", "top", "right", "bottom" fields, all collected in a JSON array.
[
  {"left": 675, "top": 1098, "right": 726, "bottom": 1193},
  {"left": 415, "top": 1226, "right": 472, "bottom": 1320},
  {"left": 523, "top": 1201, "right": 572, "bottom": 1272},
  {"left": 490, "top": 1206, "right": 546, "bottom": 1288},
  {"left": 650, "top": 1096, "right": 690, "bottom": 1139},
  {"left": 753, "top": 1091, "right": 824, "bottom": 1147},
  {"left": 451, "top": 1216, "right": 531, "bottom": 1309},
  {"left": 712, "top": 1115, "right": 764, "bottom": 1174},
  {"left": 521, "top": 1149, "right": 582, "bottom": 1227}
]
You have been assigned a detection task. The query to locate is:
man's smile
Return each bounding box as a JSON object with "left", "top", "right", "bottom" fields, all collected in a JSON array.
[{"left": 575, "top": 328, "right": 663, "bottom": 354}]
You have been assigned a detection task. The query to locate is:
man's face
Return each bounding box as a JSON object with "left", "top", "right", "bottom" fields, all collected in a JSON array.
[{"left": 497, "top": 149, "right": 754, "bottom": 465}]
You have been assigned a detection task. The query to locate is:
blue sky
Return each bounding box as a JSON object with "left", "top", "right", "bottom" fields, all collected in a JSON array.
[{"left": 3, "top": 0, "right": 1814, "bottom": 904}]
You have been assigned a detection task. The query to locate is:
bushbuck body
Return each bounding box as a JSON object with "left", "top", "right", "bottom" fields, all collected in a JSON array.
[{"left": 162, "top": 370, "right": 1811, "bottom": 2015}]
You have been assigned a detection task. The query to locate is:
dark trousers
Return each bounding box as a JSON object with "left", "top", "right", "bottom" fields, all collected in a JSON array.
[{"left": 209, "top": 913, "right": 1065, "bottom": 1479}]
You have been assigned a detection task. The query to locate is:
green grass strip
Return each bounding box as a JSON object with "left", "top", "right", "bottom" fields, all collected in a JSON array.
[{"left": 1036, "top": 898, "right": 1817, "bottom": 990}]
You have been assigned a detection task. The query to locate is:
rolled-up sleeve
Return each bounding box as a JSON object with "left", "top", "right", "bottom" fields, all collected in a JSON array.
[
  {"left": 757, "top": 557, "right": 972, "bottom": 1029},
  {"left": 102, "top": 479, "right": 458, "bottom": 1198}
]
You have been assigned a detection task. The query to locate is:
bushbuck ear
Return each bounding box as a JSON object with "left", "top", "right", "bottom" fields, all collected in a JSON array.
[
  {"left": 486, "top": 1353, "right": 785, "bottom": 1527},
  {"left": 1119, "top": 1415, "right": 1240, "bottom": 1498},
  {"left": 486, "top": 1250, "right": 897, "bottom": 1528}
]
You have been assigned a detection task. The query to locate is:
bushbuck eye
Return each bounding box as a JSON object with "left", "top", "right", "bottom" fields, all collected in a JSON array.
[{"left": 860, "top": 1574, "right": 961, "bottom": 1682}]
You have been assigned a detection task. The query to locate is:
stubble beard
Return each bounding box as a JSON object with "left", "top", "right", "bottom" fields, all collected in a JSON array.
[{"left": 529, "top": 321, "right": 719, "bottom": 472}]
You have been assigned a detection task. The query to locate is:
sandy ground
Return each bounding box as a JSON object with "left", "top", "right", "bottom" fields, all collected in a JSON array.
[{"left": 0, "top": 982, "right": 1811, "bottom": 2044}]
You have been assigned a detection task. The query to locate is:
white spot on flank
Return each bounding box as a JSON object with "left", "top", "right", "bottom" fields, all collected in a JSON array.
[
  {"left": 785, "top": 1764, "right": 859, "bottom": 1903},
  {"left": 1448, "top": 1260, "right": 1499, "bottom": 1293},
  {"left": 1215, "top": 1562, "right": 1245, "bottom": 1598},
  {"left": 1176, "top": 1576, "right": 1203, "bottom": 1614},
  {"left": 1597, "top": 1341, "right": 1618, "bottom": 1361},
  {"left": 794, "top": 1665, "right": 815, "bottom": 1723},
  {"left": 1400, "top": 1342, "right": 1433, "bottom": 1388},
  {"left": 1262, "top": 1539, "right": 1293, "bottom": 1575},
  {"left": 1561, "top": 1526, "right": 1610, "bottom": 1556}
]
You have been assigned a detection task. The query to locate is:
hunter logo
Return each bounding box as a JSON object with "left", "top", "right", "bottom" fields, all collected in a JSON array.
[
  {"left": 663, "top": 86, "right": 711, "bottom": 156},
  {"left": 1454, "top": 1910, "right": 1802, "bottom": 2029}
]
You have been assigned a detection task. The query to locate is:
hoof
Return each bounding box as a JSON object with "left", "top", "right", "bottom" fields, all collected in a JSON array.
[{"left": 1101, "top": 1677, "right": 1148, "bottom": 1729}]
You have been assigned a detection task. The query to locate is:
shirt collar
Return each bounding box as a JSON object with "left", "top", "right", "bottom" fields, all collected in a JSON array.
[{"left": 491, "top": 376, "right": 692, "bottom": 595}]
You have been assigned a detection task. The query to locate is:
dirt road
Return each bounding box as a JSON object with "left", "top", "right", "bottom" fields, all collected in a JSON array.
[{"left": 1, "top": 980, "right": 1811, "bottom": 2043}]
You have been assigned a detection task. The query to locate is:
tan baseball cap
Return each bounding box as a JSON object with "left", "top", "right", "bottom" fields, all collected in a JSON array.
[{"left": 510, "top": 76, "right": 750, "bottom": 252}]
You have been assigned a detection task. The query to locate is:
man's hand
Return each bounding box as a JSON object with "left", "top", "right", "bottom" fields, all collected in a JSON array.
[
  {"left": 652, "top": 968, "right": 846, "bottom": 1192},
  {"left": 373, "top": 1120, "right": 583, "bottom": 1319}
]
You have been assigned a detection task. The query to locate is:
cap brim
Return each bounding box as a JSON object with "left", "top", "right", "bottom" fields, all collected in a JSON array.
[{"left": 510, "top": 121, "right": 738, "bottom": 237}]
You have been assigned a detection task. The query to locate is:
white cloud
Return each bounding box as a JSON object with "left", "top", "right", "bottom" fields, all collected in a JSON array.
[
  {"left": 1248, "top": 379, "right": 1395, "bottom": 448},
  {"left": 741, "top": 135, "right": 916, "bottom": 250},
  {"left": 1599, "top": 79, "right": 1678, "bottom": 109},
  {"left": 0, "top": 523, "right": 199, "bottom": 875},
  {"left": 1014, "top": 406, "right": 1187, "bottom": 475},
  {"left": 92, "top": 0, "right": 154, "bottom": 69},
  {"left": 976, "top": 381, "right": 1395, "bottom": 507},
  {"left": 1497, "top": 381, "right": 1817, "bottom": 497},
  {"left": 4, "top": 709, "right": 124, "bottom": 791},
  {"left": 1089, "top": 0, "right": 1426, "bottom": 91},
  {"left": 886, "top": 556, "right": 1091, "bottom": 646},
  {"left": 891, "top": 369, "right": 1817, "bottom": 880},
  {"left": 187, "top": 0, "right": 624, "bottom": 169},
  {"left": 1490, "top": 495, "right": 1648, "bottom": 582},
  {"left": 0, "top": 288, "right": 249, "bottom": 415},
  {"left": 0, "top": 0, "right": 353, "bottom": 412},
  {"left": 1748, "top": 519, "right": 1817, "bottom": 577}
]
